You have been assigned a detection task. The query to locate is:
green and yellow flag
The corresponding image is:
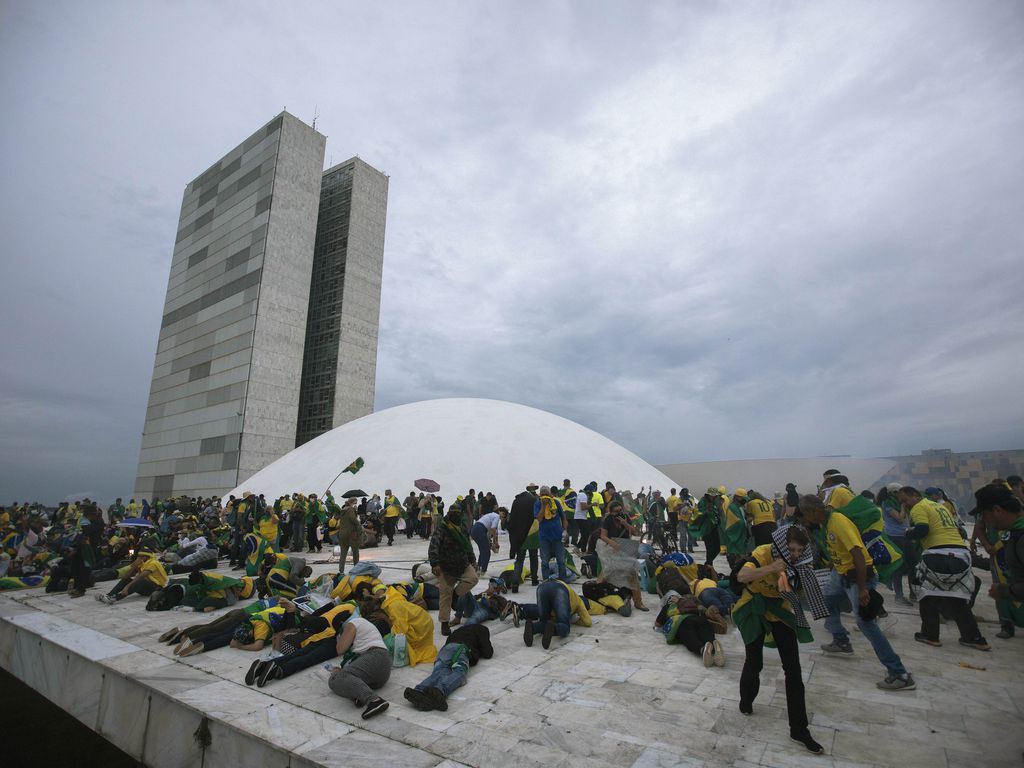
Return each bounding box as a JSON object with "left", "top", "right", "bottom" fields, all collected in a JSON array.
[{"left": 343, "top": 457, "right": 365, "bottom": 474}]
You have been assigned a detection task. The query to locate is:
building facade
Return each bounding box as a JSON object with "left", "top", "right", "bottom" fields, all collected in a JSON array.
[
  {"left": 296, "top": 158, "right": 388, "bottom": 446},
  {"left": 134, "top": 113, "right": 387, "bottom": 500}
]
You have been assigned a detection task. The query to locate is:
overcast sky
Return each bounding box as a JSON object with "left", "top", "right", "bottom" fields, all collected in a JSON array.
[{"left": 1, "top": 1, "right": 1022, "bottom": 503}]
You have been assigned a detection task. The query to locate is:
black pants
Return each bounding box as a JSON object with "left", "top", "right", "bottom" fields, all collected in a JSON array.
[
  {"left": 306, "top": 522, "right": 321, "bottom": 552},
  {"left": 703, "top": 529, "right": 721, "bottom": 568},
  {"left": 919, "top": 595, "right": 983, "bottom": 642},
  {"left": 753, "top": 522, "right": 777, "bottom": 547},
  {"left": 107, "top": 577, "right": 157, "bottom": 600},
  {"left": 740, "top": 620, "right": 808, "bottom": 736},
  {"left": 278, "top": 637, "right": 338, "bottom": 677},
  {"left": 676, "top": 616, "right": 716, "bottom": 655},
  {"left": 384, "top": 517, "right": 397, "bottom": 544},
  {"left": 512, "top": 546, "right": 540, "bottom": 586}
]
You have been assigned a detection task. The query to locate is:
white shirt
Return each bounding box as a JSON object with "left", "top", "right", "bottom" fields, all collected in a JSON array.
[
  {"left": 574, "top": 494, "right": 589, "bottom": 520},
  {"left": 179, "top": 535, "right": 208, "bottom": 550},
  {"left": 478, "top": 512, "right": 501, "bottom": 530},
  {"left": 348, "top": 617, "right": 387, "bottom": 654}
]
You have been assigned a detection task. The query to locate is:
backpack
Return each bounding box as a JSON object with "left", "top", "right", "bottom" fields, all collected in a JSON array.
[{"left": 728, "top": 554, "right": 760, "bottom": 597}]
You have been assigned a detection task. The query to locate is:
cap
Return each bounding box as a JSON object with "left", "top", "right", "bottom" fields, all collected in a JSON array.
[
  {"left": 924, "top": 487, "right": 941, "bottom": 496},
  {"left": 886, "top": 482, "right": 902, "bottom": 492},
  {"left": 734, "top": 488, "right": 748, "bottom": 498},
  {"left": 706, "top": 487, "right": 720, "bottom": 496}
]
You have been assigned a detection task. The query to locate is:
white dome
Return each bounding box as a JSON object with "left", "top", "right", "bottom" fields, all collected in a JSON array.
[{"left": 229, "top": 398, "right": 679, "bottom": 505}]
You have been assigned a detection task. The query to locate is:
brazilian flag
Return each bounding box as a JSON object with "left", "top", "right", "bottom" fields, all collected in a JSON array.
[
  {"left": 519, "top": 519, "right": 540, "bottom": 554},
  {"left": 834, "top": 496, "right": 903, "bottom": 581},
  {"left": 343, "top": 457, "right": 365, "bottom": 474}
]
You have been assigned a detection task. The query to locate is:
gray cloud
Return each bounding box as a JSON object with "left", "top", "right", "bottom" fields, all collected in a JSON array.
[{"left": 1, "top": 0, "right": 1022, "bottom": 503}]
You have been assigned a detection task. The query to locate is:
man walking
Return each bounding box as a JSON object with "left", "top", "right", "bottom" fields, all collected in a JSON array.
[
  {"left": 801, "top": 495, "right": 915, "bottom": 691},
  {"left": 429, "top": 501, "right": 479, "bottom": 635},
  {"left": 507, "top": 484, "right": 540, "bottom": 591}
]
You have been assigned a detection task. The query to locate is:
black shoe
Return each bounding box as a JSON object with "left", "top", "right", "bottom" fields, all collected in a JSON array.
[
  {"left": 511, "top": 583, "right": 519, "bottom": 594},
  {"left": 256, "top": 662, "right": 282, "bottom": 688},
  {"left": 362, "top": 697, "right": 389, "bottom": 719},
  {"left": 524, "top": 619, "right": 534, "bottom": 647},
  {"left": 541, "top": 621, "right": 555, "bottom": 649},
  {"left": 791, "top": 731, "right": 824, "bottom": 755},
  {"left": 739, "top": 701, "right": 752, "bottom": 715},
  {"left": 531, "top": 580, "right": 539, "bottom": 587},
  {"left": 441, "top": 622, "right": 451, "bottom": 637},
  {"left": 404, "top": 687, "right": 434, "bottom": 711},
  {"left": 425, "top": 686, "right": 448, "bottom": 712},
  {"left": 245, "top": 659, "right": 266, "bottom": 686}
]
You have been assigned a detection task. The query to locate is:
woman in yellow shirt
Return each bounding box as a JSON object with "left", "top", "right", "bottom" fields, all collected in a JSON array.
[{"left": 733, "top": 525, "right": 822, "bottom": 755}]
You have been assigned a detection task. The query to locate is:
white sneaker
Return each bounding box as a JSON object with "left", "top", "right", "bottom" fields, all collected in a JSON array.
[
  {"left": 702, "top": 642, "right": 715, "bottom": 667},
  {"left": 713, "top": 639, "right": 726, "bottom": 667}
]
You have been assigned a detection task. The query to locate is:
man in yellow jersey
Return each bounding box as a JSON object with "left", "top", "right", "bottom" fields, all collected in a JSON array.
[
  {"left": 800, "top": 495, "right": 915, "bottom": 691},
  {"left": 820, "top": 470, "right": 856, "bottom": 510},
  {"left": 747, "top": 490, "right": 777, "bottom": 546},
  {"left": 383, "top": 489, "right": 402, "bottom": 546},
  {"left": 899, "top": 486, "right": 989, "bottom": 650}
]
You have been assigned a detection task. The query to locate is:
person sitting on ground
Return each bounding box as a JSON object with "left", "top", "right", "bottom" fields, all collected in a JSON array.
[
  {"left": 369, "top": 582, "right": 438, "bottom": 667},
  {"left": 326, "top": 614, "right": 392, "bottom": 719},
  {"left": 404, "top": 623, "right": 493, "bottom": 712},
  {"left": 96, "top": 549, "right": 168, "bottom": 605}
]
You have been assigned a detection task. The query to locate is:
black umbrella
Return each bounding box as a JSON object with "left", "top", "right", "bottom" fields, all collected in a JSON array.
[
  {"left": 414, "top": 478, "right": 440, "bottom": 493},
  {"left": 342, "top": 489, "right": 368, "bottom": 499}
]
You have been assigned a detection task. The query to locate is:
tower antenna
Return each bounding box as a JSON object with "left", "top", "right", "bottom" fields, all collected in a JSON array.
[{"left": 312, "top": 104, "right": 319, "bottom": 131}]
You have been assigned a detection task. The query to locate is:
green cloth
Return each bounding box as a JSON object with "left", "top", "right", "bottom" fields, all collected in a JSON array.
[
  {"left": 732, "top": 591, "right": 812, "bottom": 648},
  {"left": 342, "top": 457, "right": 364, "bottom": 474},
  {"left": 444, "top": 520, "right": 473, "bottom": 556}
]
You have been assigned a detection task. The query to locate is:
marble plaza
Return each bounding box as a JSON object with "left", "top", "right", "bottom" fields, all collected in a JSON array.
[{"left": 1, "top": 534, "right": 1021, "bottom": 768}]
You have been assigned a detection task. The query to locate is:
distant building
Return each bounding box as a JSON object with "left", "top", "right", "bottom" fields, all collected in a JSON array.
[
  {"left": 134, "top": 113, "right": 387, "bottom": 500},
  {"left": 871, "top": 448, "right": 1024, "bottom": 512}
]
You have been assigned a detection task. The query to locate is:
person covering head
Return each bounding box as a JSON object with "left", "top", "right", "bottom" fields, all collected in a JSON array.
[{"left": 974, "top": 484, "right": 1022, "bottom": 520}]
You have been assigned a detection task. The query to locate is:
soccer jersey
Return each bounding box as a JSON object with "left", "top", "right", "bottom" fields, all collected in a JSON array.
[
  {"left": 824, "top": 512, "right": 872, "bottom": 575},
  {"left": 910, "top": 499, "right": 965, "bottom": 549}
]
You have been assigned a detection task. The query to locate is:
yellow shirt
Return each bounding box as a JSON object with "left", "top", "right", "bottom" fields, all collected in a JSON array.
[
  {"left": 138, "top": 557, "right": 169, "bottom": 588},
  {"left": 910, "top": 499, "right": 965, "bottom": 549},
  {"left": 826, "top": 485, "right": 856, "bottom": 510},
  {"left": 666, "top": 495, "right": 681, "bottom": 512},
  {"left": 384, "top": 496, "right": 401, "bottom": 518},
  {"left": 824, "top": 512, "right": 872, "bottom": 575},
  {"left": 258, "top": 513, "right": 278, "bottom": 542},
  {"left": 280, "top": 498, "right": 294, "bottom": 511},
  {"left": 562, "top": 582, "right": 592, "bottom": 627},
  {"left": 692, "top": 578, "right": 718, "bottom": 598},
  {"left": 747, "top": 499, "right": 775, "bottom": 525},
  {"left": 742, "top": 544, "right": 782, "bottom": 599},
  {"left": 251, "top": 606, "right": 286, "bottom": 642}
]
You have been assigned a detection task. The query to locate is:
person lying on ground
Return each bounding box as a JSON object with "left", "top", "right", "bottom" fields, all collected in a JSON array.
[{"left": 404, "top": 623, "right": 494, "bottom": 712}]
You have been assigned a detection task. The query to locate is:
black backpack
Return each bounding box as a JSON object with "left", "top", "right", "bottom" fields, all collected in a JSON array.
[{"left": 728, "top": 554, "right": 760, "bottom": 597}]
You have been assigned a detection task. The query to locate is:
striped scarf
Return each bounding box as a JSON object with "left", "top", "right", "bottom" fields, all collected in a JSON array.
[{"left": 771, "top": 526, "right": 829, "bottom": 626}]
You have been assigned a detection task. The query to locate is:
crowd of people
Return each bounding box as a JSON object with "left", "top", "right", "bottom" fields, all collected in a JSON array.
[{"left": 1, "top": 471, "right": 1022, "bottom": 753}]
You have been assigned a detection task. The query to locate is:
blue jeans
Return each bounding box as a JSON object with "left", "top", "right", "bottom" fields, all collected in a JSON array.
[
  {"left": 454, "top": 592, "right": 490, "bottom": 625},
  {"left": 471, "top": 522, "right": 492, "bottom": 571},
  {"left": 415, "top": 642, "right": 470, "bottom": 697},
  {"left": 539, "top": 537, "right": 569, "bottom": 581},
  {"left": 677, "top": 523, "right": 694, "bottom": 551},
  {"left": 824, "top": 570, "right": 907, "bottom": 677},
  {"left": 535, "top": 581, "right": 572, "bottom": 638},
  {"left": 698, "top": 587, "right": 735, "bottom": 613}
]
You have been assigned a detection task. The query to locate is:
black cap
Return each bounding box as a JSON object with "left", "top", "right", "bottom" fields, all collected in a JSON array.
[{"left": 971, "top": 484, "right": 1018, "bottom": 516}]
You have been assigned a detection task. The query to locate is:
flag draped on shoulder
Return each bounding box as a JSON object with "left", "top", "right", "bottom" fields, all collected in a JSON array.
[{"left": 342, "top": 457, "right": 365, "bottom": 474}]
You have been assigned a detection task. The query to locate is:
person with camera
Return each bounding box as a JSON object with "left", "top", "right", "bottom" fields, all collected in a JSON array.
[{"left": 595, "top": 499, "right": 648, "bottom": 612}]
